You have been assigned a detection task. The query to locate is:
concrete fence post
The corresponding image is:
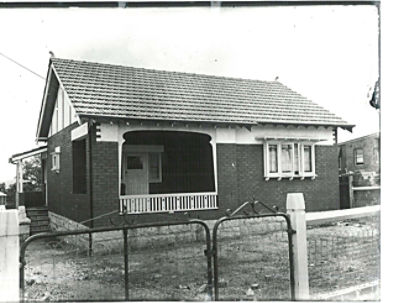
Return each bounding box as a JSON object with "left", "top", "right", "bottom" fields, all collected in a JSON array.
[
  {"left": 0, "top": 209, "right": 20, "bottom": 302},
  {"left": 286, "top": 193, "right": 309, "bottom": 300}
]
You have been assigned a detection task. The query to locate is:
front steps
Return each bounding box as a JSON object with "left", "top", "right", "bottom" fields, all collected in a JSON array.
[{"left": 26, "top": 207, "right": 51, "bottom": 235}]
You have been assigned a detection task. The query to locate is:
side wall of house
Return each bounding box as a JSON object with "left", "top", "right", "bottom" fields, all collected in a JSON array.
[{"left": 47, "top": 123, "right": 91, "bottom": 223}]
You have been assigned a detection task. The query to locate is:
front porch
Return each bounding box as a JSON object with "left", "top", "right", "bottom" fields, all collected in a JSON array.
[{"left": 119, "top": 131, "right": 218, "bottom": 214}]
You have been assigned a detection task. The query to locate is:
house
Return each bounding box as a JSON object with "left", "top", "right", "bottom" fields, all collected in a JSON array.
[
  {"left": 338, "top": 133, "right": 380, "bottom": 208},
  {"left": 338, "top": 132, "right": 380, "bottom": 183},
  {"left": 12, "top": 58, "right": 353, "bottom": 228}
]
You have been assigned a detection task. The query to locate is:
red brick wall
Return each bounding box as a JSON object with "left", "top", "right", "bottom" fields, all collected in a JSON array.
[
  {"left": 90, "top": 129, "right": 119, "bottom": 227},
  {"left": 217, "top": 144, "right": 340, "bottom": 212},
  {"left": 47, "top": 123, "right": 91, "bottom": 223}
]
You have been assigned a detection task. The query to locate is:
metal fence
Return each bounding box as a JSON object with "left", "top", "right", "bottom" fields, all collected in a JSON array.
[
  {"left": 307, "top": 212, "right": 380, "bottom": 299},
  {"left": 20, "top": 220, "right": 213, "bottom": 302},
  {"left": 20, "top": 200, "right": 295, "bottom": 302}
]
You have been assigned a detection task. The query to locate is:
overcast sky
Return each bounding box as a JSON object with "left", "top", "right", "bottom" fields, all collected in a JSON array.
[{"left": 0, "top": 4, "right": 379, "bottom": 183}]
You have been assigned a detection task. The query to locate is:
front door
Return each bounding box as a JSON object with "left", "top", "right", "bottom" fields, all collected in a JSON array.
[{"left": 124, "top": 153, "right": 149, "bottom": 195}]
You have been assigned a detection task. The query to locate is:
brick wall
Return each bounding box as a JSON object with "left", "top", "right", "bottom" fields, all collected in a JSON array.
[
  {"left": 47, "top": 123, "right": 91, "bottom": 223},
  {"left": 340, "top": 135, "right": 380, "bottom": 175},
  {"left": 48, "top": 128, "right": 340, "bottom": 227},
  {"left": 90, "top": 126, "right": 119, "bottom": 227},
  {"left": 217, "top": 144, "right": 340, "bottom": 212}
]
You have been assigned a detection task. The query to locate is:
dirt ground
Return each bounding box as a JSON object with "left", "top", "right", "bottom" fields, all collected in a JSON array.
[{"left": 22, "top": 218, "right": 380, "bottom": 301}]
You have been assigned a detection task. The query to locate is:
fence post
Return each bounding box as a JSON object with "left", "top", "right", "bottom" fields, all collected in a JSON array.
[
  {"left": 0, "top": 209, "right": 20, "bottom": 302},
  {"left": 286, "top": 193, "right": 309, "bottom": 300},
  {"left": 349, "top": 174, "right": 354, "bottom": 208}
]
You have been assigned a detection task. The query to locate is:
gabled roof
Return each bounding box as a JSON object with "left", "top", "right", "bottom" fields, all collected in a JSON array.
[{"left": 37, "top": 57, "right": 353, "bottom": 139}]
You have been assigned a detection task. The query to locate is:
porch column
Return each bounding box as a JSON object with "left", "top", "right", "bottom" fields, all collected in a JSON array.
[
  {"left": 118, "top": 136, "right": 126, "bottom": 197},
  {"left": 211, "top": 136, "right": 218, "bottom": 193}
]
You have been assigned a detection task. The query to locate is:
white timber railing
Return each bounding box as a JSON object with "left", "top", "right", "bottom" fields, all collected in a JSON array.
[{"left": 119, "top": 192, "right": 218, "bottom": 214}]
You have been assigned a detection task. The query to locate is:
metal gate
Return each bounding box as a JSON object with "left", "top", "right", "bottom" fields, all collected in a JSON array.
[
  {"left": 20, "top": 218, "right": 213, "bottom": 302},
  {"left": 20, "top": 202, "right": 294, "bottom": 301},
  {"left": 212, "top": 200, "right": 295, "bottom": 301}
]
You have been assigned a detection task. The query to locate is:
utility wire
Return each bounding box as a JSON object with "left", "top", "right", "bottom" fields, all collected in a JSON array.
[{"left": 0, "top": 51, "right": 45, "bottom": 80}]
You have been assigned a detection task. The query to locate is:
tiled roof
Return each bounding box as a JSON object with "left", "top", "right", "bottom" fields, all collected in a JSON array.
[{"left": 51, "top": 58, "right": 352, "bottom": 128}]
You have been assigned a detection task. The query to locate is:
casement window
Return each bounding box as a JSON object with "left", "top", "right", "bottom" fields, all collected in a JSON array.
[
  {"left": 148, "top": 152, "right": 162, "bottom": 183},
  {"left": 263, "top": 142, "right": 316, "bottom": 180},
  {"left": 354, "top": 148, "right": 364, "bottom": 165},
  {"left": 51, "top": 146, "right": 61, "bottom": 173},
  {"left": 72, "top": 139, "right": 87, "bottom": 194}
]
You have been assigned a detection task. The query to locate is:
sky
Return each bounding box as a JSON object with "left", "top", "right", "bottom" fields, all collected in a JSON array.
[{"left": 0, "top": 4, "right": 380, "bottom": 183}]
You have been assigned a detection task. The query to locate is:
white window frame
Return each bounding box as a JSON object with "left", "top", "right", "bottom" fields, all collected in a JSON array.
[
  {"left": 51, "top": 146, "right": 61, "bottom": 173},
  {"left": 263, "top": 141, "right": 316, "bottom": 181},
  {"left": 354, "top": 148, "right": 364, "bottom": 165}
]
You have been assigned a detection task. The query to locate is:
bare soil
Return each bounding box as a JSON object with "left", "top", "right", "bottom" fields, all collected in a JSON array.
[{"left": 23, "top": 218, "right": 379, "bottom": 301}]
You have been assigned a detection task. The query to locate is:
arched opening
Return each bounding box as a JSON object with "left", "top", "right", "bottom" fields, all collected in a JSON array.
[{"left": 120, "top": 131, "right": 216, "bottom": 212}]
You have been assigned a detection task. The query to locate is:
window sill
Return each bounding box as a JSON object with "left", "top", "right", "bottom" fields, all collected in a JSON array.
[{"left": 264, "top": 175, "right": 317, "bottom": 181}]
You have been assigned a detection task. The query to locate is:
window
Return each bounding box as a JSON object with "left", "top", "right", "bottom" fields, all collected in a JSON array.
[
  {"left": 264, "top": 141, "right": 315, "bottom": 180},
  {"left": 354, "top": 148, "right": 364, "bottom": 165},
  {"left": 72, "top": 140, "right": 87, "bottom": 194},
  {"left": 149, "top": 152, "right": 162, "bottom": 183},
  {"left": 51, "top": 146, "right": 61, "bottom": 173},
  {"left": 127, "top": 156, "right": 143, "bottom": 169}
]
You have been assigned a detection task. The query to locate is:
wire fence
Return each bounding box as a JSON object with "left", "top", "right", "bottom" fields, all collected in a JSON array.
[{"left": 307, "top": 213, "right": 380, "bottom": 299}]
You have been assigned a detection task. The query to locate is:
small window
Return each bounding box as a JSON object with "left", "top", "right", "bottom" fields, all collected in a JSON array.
[
  {"left": 354, "top": 148, "right": 364, "bottom": 165},
  {"left": 127, "top": 156, "right": 143, "bottom": 169},
  {"left": 149, "top": 153, "right": 162, "bottom": 183},
  {"left": 51, "top": 146, "right": 60, "bottom": 173},
  {"left": 72, "top": 140, "right": 87, "bottom": 194}
]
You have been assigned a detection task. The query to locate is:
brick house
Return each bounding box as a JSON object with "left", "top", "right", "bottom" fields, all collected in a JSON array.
[
  {"left": 14, "top": 58, "right": 353, "bottom": 228},
  {"left": 338, "top": 133, "right": 380, "bottom": 184},
  {"left": 338, "top": 133, "right": 380, "bottom": 208}
]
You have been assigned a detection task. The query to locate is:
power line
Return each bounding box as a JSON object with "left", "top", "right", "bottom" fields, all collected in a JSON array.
[{"left": 0, "top": 51, "right": 45, "bottom": 80}]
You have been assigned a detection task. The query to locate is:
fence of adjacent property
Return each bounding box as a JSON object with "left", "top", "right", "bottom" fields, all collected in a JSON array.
[{"left": 306, "top": 206, "right": 380, "bottom": 300}]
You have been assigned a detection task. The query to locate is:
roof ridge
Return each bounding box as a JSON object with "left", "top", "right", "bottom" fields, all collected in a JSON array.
[{"left": 51, "top": 57, "right": 280, "bottom": 85}]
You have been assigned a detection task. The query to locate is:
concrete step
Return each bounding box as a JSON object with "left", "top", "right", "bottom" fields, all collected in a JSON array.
[{"left": 26, "top": 207, "right": 50, "bottom": 235}]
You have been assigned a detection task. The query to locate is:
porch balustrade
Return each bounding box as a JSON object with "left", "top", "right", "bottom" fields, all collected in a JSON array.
[{"left": 120, "top": 192, "right": 218, "bottom": 214}]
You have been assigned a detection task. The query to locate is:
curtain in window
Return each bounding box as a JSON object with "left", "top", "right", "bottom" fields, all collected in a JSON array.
[
  {"left": 269, "top": 145, "right": 278, "bottom": 173},
  {"left": 281, "top": 144, "right": 292, "bottom": 173},
  {"left": 304, "top": 146, "right": 312, "bottom": 172}
]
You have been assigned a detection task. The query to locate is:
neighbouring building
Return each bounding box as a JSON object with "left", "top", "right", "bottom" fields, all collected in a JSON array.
[
  {"left": 0, "top": 192, "right": 6, "bottom": 207},
  {"left": 338, "top": 133, "right": 380, "bottom": 208},
  {"left": 11, "top": 57, "right": 353, "bottom": 229}
]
